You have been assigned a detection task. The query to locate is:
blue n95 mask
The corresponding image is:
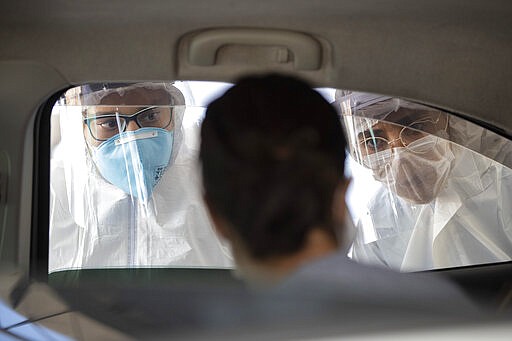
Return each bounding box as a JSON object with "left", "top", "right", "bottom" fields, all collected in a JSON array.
[{"left": 92, "top": 127, "right": 174, "bottom": 201}]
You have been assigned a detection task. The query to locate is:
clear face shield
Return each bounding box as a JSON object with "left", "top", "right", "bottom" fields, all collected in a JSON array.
[
  {"left": 79, "top": 83, "right": 186, "bottom": 203},
  {"left": 336, "top": 92, "right": 512, "bottom": 271},
  {"left": 83, "top": 104, "right": 178, "bottom": 203},
  {"left": 344, "top": 103, "right": 453, "bottom": 205}
]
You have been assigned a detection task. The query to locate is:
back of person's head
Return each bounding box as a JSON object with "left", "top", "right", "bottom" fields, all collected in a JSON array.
[{"left": 200, "top": 74, "right": 348, "bottom": 267}]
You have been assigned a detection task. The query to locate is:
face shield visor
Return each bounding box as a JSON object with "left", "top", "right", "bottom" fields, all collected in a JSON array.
[
  {"left": 67, "top": 82, "right": 186, "bottom": 202},
  {"left": 337, "top": 92, "right": 453, "bottom": 205}
]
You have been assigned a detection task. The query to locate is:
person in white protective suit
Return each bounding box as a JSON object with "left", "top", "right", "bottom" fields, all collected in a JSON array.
[
  {"left": 337, "top": 91, "right": 512, "bottom": 271},
  {"left": 49, "top": 82, "right": 233, "bottom": 272}
]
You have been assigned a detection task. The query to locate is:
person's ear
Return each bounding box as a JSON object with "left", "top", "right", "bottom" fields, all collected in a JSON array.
[
  {"left": 331, "top": 177, "right": 357, "bottom": 252},
  {"left": 332, "top": 177, "right": 351, "bottom": 223},
  {"left": 203, "top": 194, "right": 230, "bottom": 240}
]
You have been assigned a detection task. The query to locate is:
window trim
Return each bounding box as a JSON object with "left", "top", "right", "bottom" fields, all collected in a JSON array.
[{"left": 31, "top": 88, "right": 70, "bottom": 281}]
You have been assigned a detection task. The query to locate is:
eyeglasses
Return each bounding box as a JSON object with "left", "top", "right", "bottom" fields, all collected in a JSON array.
[
  {"left": 358, "top": 114, "right": 447, "bottom": 155},
  {"left": 83, "top": 106, "right": 173, "bottom": 141}
]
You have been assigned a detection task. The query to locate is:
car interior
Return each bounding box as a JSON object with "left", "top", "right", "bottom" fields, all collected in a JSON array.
[{"left": 1, "top": 0, "right": 512, "bottom": 339}]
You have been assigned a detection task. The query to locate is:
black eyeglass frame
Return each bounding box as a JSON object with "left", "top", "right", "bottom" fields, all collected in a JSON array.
[{"left": 83, "top": 106, "right": 173, "bottom": 142}]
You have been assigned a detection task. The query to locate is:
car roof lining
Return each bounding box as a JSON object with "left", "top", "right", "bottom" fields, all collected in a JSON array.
[{"left": 1, "top": 0, "right": 511, "bottom": 133}]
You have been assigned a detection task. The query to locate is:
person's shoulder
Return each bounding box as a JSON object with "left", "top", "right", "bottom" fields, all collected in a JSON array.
[{"left": 278, "top": 252, "right": 478, "bottom": 314}]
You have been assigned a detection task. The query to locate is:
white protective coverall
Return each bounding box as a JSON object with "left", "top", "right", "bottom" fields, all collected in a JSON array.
[
  {"left": 49, "top": 82, "right": 233, "bottom": 272},
  {"left": 337, "top": 91, "right": 512, "bottom": 271}
]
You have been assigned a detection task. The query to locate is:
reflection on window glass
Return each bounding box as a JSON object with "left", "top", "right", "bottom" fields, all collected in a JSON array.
[
  {"left": 337, "top": 91, "right": 512, "bottom": 271},
  {"left": 0, "top": 301, "right": 71, "bottom": 340}
]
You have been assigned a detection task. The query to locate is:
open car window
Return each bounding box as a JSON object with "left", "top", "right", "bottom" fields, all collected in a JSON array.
[
  {"left": 49, "top": 83, "right": 512, "bottom": 274},
  {"left": 338, "top": 91, "right": 512, "bottom": 272}
]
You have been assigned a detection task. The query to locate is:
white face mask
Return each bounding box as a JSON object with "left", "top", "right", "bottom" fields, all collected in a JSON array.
[{"left": 366, "top": 135, "right": 454, "bottom": 204}]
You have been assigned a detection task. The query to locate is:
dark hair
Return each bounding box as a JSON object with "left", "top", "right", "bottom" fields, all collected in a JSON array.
[{"left": 200, "top": 74, "right": 347, "bottom": 261}]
